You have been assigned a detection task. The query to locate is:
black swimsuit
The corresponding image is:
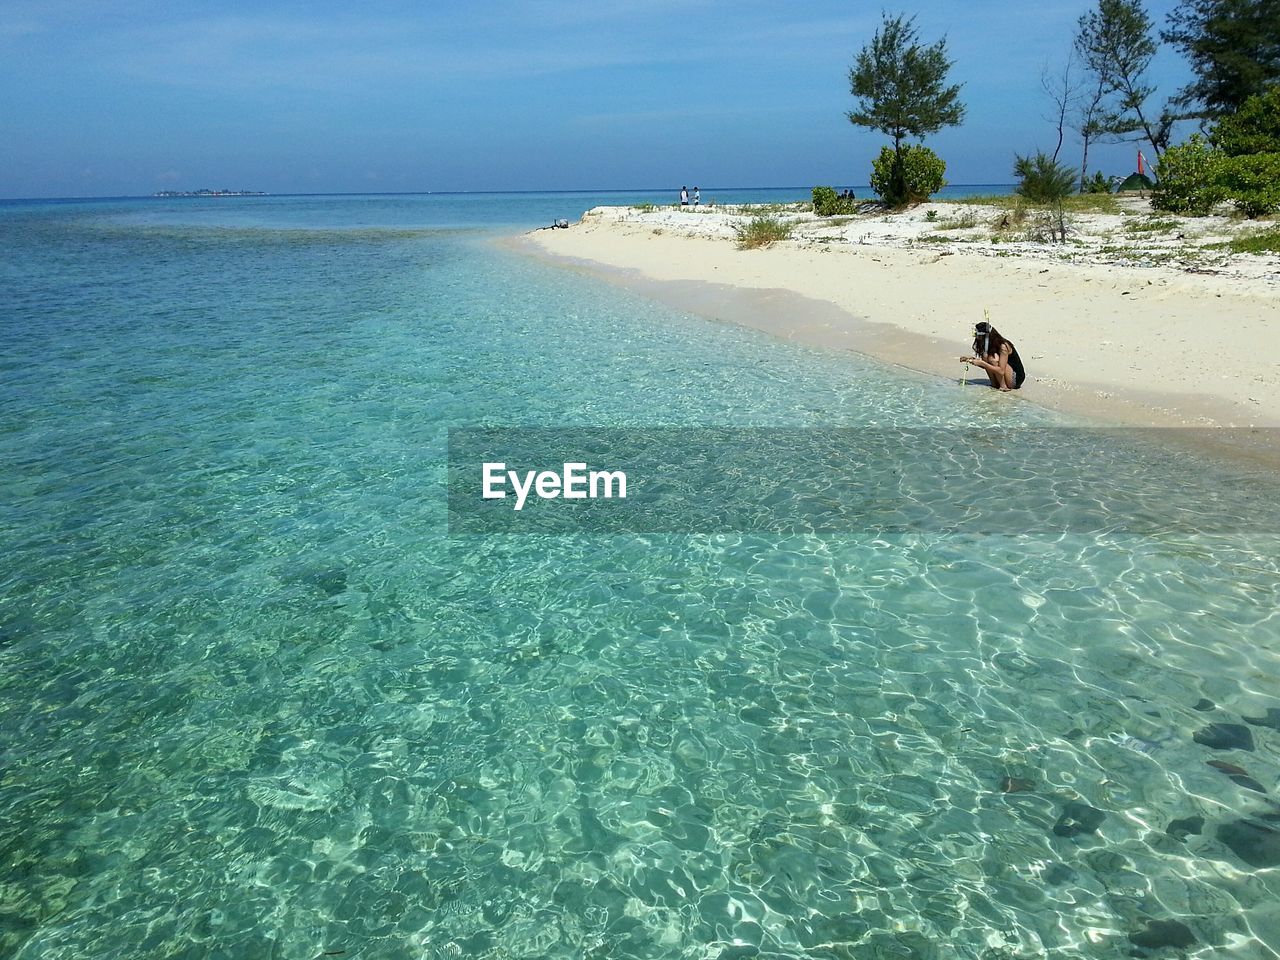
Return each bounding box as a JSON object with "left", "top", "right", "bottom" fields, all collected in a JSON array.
[{"left": 1008, "top": 344, "right": 1026, "bottom": 389}]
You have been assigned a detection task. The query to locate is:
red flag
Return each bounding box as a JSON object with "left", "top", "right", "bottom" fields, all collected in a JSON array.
[{"left": 1138, "top": 151, "right": 1146, "bottom": 175}]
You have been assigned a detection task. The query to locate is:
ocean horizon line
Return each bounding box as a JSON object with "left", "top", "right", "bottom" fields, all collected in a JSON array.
[{"left": 1, "top": 184, "right": 1020, "bottom": 204}]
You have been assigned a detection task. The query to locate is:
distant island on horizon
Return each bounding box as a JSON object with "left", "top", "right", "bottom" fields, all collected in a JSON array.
[{"left": 152, "top": 189, "right": 267, "bottom": 198}]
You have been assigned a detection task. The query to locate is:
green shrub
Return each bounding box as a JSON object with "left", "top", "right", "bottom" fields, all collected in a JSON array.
[
  {"left": 869, "top": 144, "right": 946, "bottom": 206},
  {"left": 1083, "top": 171, "right": 1113, "bottom": 194},
  {"left": 1211, "top": 86, "right": 1280, "bottom": 157},
  {"left": 1220, "top": 152, "right": 1280, "bottom": 217},
  {"left": 1152, "top": 135, "right": 1227, "bottom": 215},
  {"left": 812, "top": 186, "right": 857, "bottom": 216},
  {"left": 1213, "top": 228, "right": 1280, "bottom": 255},
  {"left": 1014, "top": 152, "right": 1077, "bottom": 204},
  {"left": 734, "top": 216, "right": 793, "bottom": 249}
]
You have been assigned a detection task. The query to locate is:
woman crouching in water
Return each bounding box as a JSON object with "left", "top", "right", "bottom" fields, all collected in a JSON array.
[{"left": 961, "top": 320, "right": 1026, "bottom": 391}]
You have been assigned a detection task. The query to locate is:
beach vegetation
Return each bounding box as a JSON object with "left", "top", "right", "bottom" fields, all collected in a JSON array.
[
  {"left": 1210, "top": 84, "right": 1280, "bottom": 155},
  {"left": 1211, "top": 227, "right": 1280, "bottom": 254},
  {"left": 1015, "top": 152, "right": 1079, "bottom": 204},
  {"left": 1218, "top": 152, "right": 1280, "bottom": 217},
  {"left": 933, "top": 211, "right": 979, "bottom": 230},
  {"left": 1073, "top": 56, "right": 1114, "bottom": 191},
  {"left": 1075, "top": 0, "right": 1174, "bottom": 159},
  {"left": 741, "top": 202, "right": 808, "bottom": 216},
  {"left": 1015, "top": 152, "right": 1088, "bottom": 241},
  {"left": 1163, "top": 0, "right": 1280, "bottom": 117},
  {"left": 869, "top": 144, "right": 947, "bottom": 206},
  {"left": 1083, "top": 171, "right": 1114, "bottom": 193},
  {"left": 1155, "top": 86, "right": 1280, "bottom": 217},
  {"left": 847, "top": 13, "right": 964, "bottom": 206},
  {"left": 1023, "top": 208, "right": 1074, "bottom": 243},
  {"left": 1059, "top": 192, "right": 1124, "bottom": 213},
  {"left": 1214, "top": 87, "right": 1280, "bottom": 216},
  {"left": 991, "top": 199, "right": 1031, "bottom": 234},
  {"left": 955, "top": 192, "right": 1121, "bottom": 214},
  {"left": 734, "top": 216, "right": 794, "bottom": 249},
  {"left": 812, "top": 186, "right": 858, "bottom": 216},
  {"left": 1123, "top": 216, "right": 1181, "bottom": 232}
]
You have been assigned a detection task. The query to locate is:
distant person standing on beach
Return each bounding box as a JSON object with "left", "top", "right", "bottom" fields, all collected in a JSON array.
[
  {"left": 680, "top": 186, "right": 689, "bottom": 206},
  {"left": 960, "top": 321, "right": 1027, "bottom": 391},
  {"left": 693, "top": 187, "right": 700, "bottom": 205}
]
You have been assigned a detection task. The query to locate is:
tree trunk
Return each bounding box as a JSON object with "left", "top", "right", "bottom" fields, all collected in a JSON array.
[
  {"left": 892, "top": 134, "right": 905, "bottom": 205},
  {"left": 1129, "top": 95, "right": 1163, "bottom": 158},
  {"left": 1079, "top": 133, "right": 1091, "bottom": 193}
]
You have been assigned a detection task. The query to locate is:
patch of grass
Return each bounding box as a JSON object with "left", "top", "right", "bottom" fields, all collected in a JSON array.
[
  {"left": 954, "top": 194, "right": 1020, "bottom": 206},
  {"left": 933, "top": 212, "right": 979, "bottom": 231},
  {"left": 1057, "top": 194, "right": 1122, "bottom": 214},
  {"left": 632, "top": 203, "right": 657, "bottom": 213},
  {"left": 1207, "top": 228, "right": 1280, "bottom": 255},
  {"left": 1123, "top": 216, "right": 1181, "bottom": 234},
  {"left": 731, "top": 202, "right": 808, "bottom": 216},
  {"left": 955, "top": 193, "right": 1121, "bottom": 215},
  {"left": 734, "top": 216, "right": 793, "bottom": 249},
  {"left": 917, "top": 234, "right": 955, "bottom": 243},
  {"left": 987, "top": 200, "right": 1034, "bottom": 242}
]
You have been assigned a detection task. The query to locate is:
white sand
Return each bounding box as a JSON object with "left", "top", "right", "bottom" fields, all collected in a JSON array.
[{"left": 517, "top": 201, "right": 1280, "bottom": 430}]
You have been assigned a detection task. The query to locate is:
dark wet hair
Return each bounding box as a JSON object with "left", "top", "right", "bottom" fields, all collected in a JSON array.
[{"left": 973, "top": 321, "right": 1012, "bottom": 358}]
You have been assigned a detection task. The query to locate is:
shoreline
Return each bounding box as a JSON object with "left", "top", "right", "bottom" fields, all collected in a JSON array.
[{"left": 509, "top": 202, "right": 1280, "bottom": 438}]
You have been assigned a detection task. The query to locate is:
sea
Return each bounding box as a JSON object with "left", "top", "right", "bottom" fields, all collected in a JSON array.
[{"left": 2, "top": 188, "right": 1280, "bottom": 959}]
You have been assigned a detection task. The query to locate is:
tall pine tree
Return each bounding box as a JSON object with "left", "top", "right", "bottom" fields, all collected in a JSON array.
[
  {"left": 1163, "top": 0, "right": 1280, "bottom": 116},
  {"left": 847, "top": 14, "right": 965, "bottom": 204}
]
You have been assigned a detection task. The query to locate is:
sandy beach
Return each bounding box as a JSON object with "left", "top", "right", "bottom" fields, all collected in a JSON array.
[{"left": 517, "top": 200, "right": 1280, "bottom": 432}]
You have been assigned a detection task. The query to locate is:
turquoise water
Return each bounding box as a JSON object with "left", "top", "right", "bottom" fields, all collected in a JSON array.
[{"left": 2, "top": 194, "right": 1280, "bottom": 960}]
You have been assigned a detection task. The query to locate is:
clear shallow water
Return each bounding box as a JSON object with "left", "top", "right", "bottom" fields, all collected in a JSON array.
[{"left": 2, "top": 195, "right": 1280, "bottom": 959}]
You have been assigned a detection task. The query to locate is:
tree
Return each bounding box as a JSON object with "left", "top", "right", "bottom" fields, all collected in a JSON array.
[
  {"left": 847, "top": 13, "right": 965, "bottom": 205},
  {"left": 1041, "top": 56, "right": 1083, "bottom": 164},
  {"left": 1153, "top": 89, "right": 1280, "bottom": 217},
  {"left": 1163, "top": 0, "right": 1280, "bottom": 117},
  {"left": 1075, "top": 0, "right": 1170, "bottom": 157},
  {"left": 1211, "top": 83, "right": 1280, "bottom": 154},
  {"left": 1015, "top": 152, "right": 1079, "bottom": 203},
  {"left": 1014, "top": 152, "right": 1077, "bottom": 241},
  {"left": 1074, "top": 69, "right": 1112, "bottom": 191}
]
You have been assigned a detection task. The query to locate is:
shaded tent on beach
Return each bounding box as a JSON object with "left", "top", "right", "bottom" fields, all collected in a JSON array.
[
  {"left": 1116, "top": 172, "right": 1157, "bottom": 192},
  {"left": 1116, "top": 172, "right": 1155, "bottom": 192}
]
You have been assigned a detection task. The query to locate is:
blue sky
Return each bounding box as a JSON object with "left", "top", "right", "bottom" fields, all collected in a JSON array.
[{"left": 0, "top": 0, "right": 1195, "bottom": 198}]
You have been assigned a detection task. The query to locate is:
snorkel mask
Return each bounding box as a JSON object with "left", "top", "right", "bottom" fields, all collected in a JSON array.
[{"left": 976, "top": 312, "right": 991, "bottom": 357}]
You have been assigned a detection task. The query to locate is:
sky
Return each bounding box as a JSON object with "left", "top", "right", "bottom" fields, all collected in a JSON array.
[{"left": 0, "top": 0, "right": 1198, "bottom": 198}]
